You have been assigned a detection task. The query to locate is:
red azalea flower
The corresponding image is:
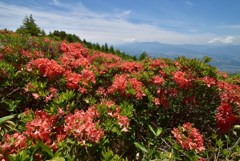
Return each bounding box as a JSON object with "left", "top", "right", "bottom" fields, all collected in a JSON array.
[
  {"left": 0, "top": 132, "right": 27, "bottom": 155},
  {"left": 173, "top": 71, "right": 191, "bottom": 88},
  {"left": 151, "top": 59, "right": 167, "bottom": 68},
  {"left": 81, "top": 68, "right": 96, "bottom": 85},
  {"left": 198, "top": 157, "right": 206, "bottom": 161},
  {"left": 202, "top": 77, "right": 216, "bottom": 87},
  {"left": 20, "top": 49, "right": 32, "bottom": 58},
  {"left": 172, "top": 122, "right": 205, "bottom": 153},
  {"left": 216, "top": 102, "right": 236, "bottom": 133},
  {"left": 27, "top": 58, "right": 64, "bottom": 79},
  {"left": 129, "top": 78, "right": 145, "bottom": 100},
  {"left": 120, "top": 61, "right": 143, "bottom": 73},
  {"left": 24, "top": 110, "right": 57, "bottom": 146},
  {"left": 65, "top": 72, "right": 81, "bottom": 89},
  {"left": 45, "top": 87, "right": 57, "bottom": 102},
  {"left": 154, "top": 98, "right": 161, "bottom": 105},
  {"left": 32, "top": 93, "right": 40, "bottom": 99},
  {"left": 64, "top": 107, "right": 104, "bottom": 144},
  {"left": 108, "top": 74, "right": 128, "bottom": 94},
  {"left": 151, "top": 75, "right": 164, "bottom": 86}
]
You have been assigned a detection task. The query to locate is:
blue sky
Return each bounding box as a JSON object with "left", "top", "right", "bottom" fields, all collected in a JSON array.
[{"left": 0, "top": 0, "right": 240, "bottom": 44}]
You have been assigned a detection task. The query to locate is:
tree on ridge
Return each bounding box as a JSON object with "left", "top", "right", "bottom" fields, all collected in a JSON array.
[{"left": 16, "top": 14, "right": 44, "bottom": 36}]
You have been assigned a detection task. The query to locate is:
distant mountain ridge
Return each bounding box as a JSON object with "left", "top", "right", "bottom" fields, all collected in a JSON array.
[{"left": 116, "top": 42, "right": 240, "bottom": 73}]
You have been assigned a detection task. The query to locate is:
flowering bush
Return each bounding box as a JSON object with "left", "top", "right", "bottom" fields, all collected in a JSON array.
[
  {"left": 215, "top": 102, "right": 236, "bottom": 133},
  {"left": 64, "top": 107, "right": 104, "bottom": 144},
  {"left": 27, "top": 58, "right": 64, "bottom": 79},
  {"left": 172, "top": 122, "right": 205, "bottom": 153},
  {"left": 0, "top": 31, "right": 239, "bottom": 160}
]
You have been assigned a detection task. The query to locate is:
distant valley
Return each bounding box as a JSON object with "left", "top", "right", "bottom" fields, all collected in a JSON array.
[{"left": 116, "top": 42, "right": 240, "bottom": 73}]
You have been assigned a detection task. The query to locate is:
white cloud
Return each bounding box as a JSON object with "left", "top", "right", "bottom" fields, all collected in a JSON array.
[
  {"left": 124, "top": 38, "right": 136, "bottom": 43},
  {"left": 216, "top": 25, "right": 240, "bottom": 30},
  {"left": 188, "top": 29, "right": 198, "bottom": 33},
  {"left": 52, "top": 0, "right": 61, "bottom": 6},
  {"left": 117, "top": 10, "right": 132, "bottom": 19},
  {"left": 184, "top": 1, "right": 193, "bottom": 6},
  {"left": 52, "top": 0, "right": 59, "bottom": 4},
  {"left": 208, "top": 36, "right": 236, "bottom": 44},
  {"left": 0, "top": 1, "right": 225, "bottom": 45}
]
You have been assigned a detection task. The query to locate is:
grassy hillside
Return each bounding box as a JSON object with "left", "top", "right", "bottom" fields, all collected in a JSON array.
[{"left": 0, "top": 30, "right": 240, "bottom": 161}]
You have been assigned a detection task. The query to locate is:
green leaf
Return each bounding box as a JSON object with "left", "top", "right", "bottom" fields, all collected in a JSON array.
[
  {"left": 47, "top": 157, "right": 65, "bottom": 161},
  {"left": 156, "top": 127, "right": 162, "bottom": 137},
  {"left": 37, "top": 140, "right": 54, "bottom": 157},
  {"left": 9, "top": 150, "right": 30, "bottom": 161},
  {"left": 222, "top": 149, "right": 230, "bottom": 157},
  {"left": 0, "top": 114, "right": 16, "bottom": 124},
  {"left": 148, "top": 125, "right": 156, "bottom": 136},
  {"left": 234, "top": 125, "right": 240, "bottom": 130},
  {"left": 216, "top": 139, "right": 223, "bottom": 148},
  {"left": 166, "top": 151, "right": 173, "bottom": 159},
  {"left": 148, "top": 147, "right": 156, "bottom": 159},
  {"left": 134, "top": 142, "right": 149, "bottom": 153}
]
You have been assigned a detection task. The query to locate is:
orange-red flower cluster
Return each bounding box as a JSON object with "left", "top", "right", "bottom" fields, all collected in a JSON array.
[
  {"left": 90, "top": 52, "right": 122, "bottom": 74},
  {"left": 59, "top": 42, "right": 90, "bottom": 70},
  {"left": 24, "top": 110, "right": 60, "bottom": 149},
  {"left": 173, "top": 71, "right": 191, "bottom": 88},
  {"left": 202, "top": 76, "right": 216, "bottom": 87},
  {"left": 0, "top": 132, "right": 27, "bottom": 157},
  {"left": 151, "top": 75, "right": 165, "bottom": 86},
  {"left": 218, "top": 81, "right": 240, "bottom": 106},
  {"left": 0, "top": 107, "right": 105, "bottom": 157},
  {"left": 20, "top": 48, "right": 32, "bottom": 59},
  {"left": 60, "top": 42, "right": 88, "bottom": 58},
  {"left": 215, "top": 81, "right": 240, "bottom": 132},
  {"left": 65, "top": 69, "right": 95, "bottom": 90},
  {"left": 108, "top": 74, "right": 128, "bottom": 95},
  {"left": 150, "top": 59, "right": 168, "bottom": 69},
  {"left": 45, "top": 87, "right": 57, "bottom": 102},
  {"left": 27, "top": 58, "right": 64, "bottom": 79},
  {"left": 154, "top": 88, "right": 169, "bottom": 108},
  {"left": 108, "top": 74, "right": 145, "bottom": 100},
  {"left": 91, "top": 52, "right": 122, "bottom": 64},
  {"left": 172, "top": 122, "right": 205, "bottom": 153},
  {"left": 81, "top": 68, "right": 96, "bottom": 86},
  {"left": 64, "top": 107, "right": 104, "bottom": 144},
  {"left": 65, "top": 72, "right": 82, "bottom": 89},
  {"left": 120, "top": 61, "right": 143, "bottom": 73},
  {"left": 215, "top": 102, "right": 236, "bottom": 133},
  {"left": 128, "top": 78, "right": 145, "bottom": 100},
  {"left": 104, "top": 102, "right": 130, "bottom": 132}
]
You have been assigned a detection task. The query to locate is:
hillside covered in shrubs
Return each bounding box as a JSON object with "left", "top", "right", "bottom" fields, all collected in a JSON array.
[{"left": 0, "top": 30, "right": 240, "bottom": 161}]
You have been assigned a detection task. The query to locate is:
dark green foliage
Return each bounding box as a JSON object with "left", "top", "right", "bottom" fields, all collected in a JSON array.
[
  {"left": 48, "top": 30, "right": 81, "bottom": 42},
  {"left": 139, "top": 51, "right": 149, "bottom": 60},
  {"left": 16, "top": 14, "right": 44, "bottom": 36}
]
